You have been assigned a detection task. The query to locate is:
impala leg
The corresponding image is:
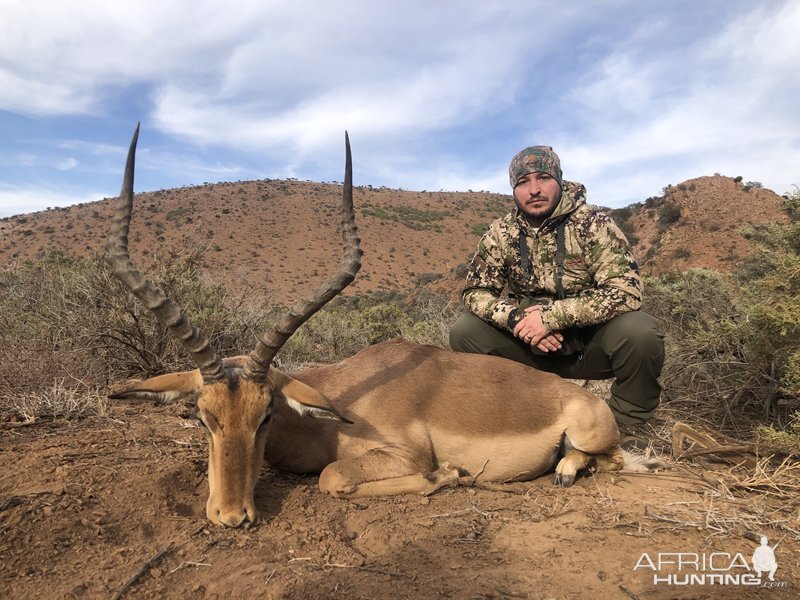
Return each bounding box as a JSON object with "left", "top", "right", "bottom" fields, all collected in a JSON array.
[
  {"left": 318, "top": 448, "right": 462, "bottom": 498},
  {"left": 553, "top": 449, "right": 594, "bottom": 487}
]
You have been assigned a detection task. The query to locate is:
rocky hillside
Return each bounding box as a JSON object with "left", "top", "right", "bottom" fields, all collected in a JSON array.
[
  {"left": 610, "top": 176, "right": 790, "bottom": 275},
  {"left": 0, "top": 181, "right": 508, "bottom": 304},
  {"left": 0, "top": 175, "right": 790, "bottom": 303}
]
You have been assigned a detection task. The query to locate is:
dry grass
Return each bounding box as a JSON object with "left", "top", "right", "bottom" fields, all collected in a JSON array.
[{"left": 1, "top": 380, "right": 110, "bottom": 423}]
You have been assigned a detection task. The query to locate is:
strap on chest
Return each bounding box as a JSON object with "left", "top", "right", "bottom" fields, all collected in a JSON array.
[{"left": 518, "top": 221, "right": 567, "bottom": 300}]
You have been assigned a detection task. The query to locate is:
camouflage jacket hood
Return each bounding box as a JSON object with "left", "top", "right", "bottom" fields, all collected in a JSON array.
[{"left": 462, "top": 180, "right": 643, "bottom": 332}]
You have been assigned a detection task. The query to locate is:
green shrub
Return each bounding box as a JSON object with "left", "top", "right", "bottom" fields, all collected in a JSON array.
[
  {"left": 645, "top": 221, "right": 800, "bottom": 432},
  {"left": 754, "top": 411, "right": 800, "bottom": 455},
  {"left": 609, "top": 207, "right": 639, "bottom": 245},
  {"left": 362, "top": 204, "right": 451, "bottom": 231},
  {"left": 471, "top": 223, "right": 488, "bottom": 236},
  {"left": 782, "top": 185, "right": 800, "bottom": 222},
  {"left": 658, "top": 203, "right": 681, "bottom": 228}
]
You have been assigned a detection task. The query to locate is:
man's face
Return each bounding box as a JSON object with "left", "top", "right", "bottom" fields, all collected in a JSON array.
[{"left": 513, "top": 172, "right": 562, "bottom": 225}]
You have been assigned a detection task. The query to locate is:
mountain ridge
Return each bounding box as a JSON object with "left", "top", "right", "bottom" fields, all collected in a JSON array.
[{"left": 0, "top": 175, "right": 790, "bottom": 304}]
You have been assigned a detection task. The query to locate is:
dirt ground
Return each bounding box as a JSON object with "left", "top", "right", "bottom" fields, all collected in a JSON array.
[{"left": 1, "top": 402, "right": 797, "bottom": 600}]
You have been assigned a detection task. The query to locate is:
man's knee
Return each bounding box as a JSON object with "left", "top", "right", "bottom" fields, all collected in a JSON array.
[
  {"left": 449, "top": 312, "right": 488, "bottom": 354},
  {"left": 449, "top": 312, "right": 525, "bottom": 361},
  {"left": 605, "top": 311, "right": 664, "bottom": 360},
  {"left": 449, "top": 313, "right": 471, "bottom": 352}
]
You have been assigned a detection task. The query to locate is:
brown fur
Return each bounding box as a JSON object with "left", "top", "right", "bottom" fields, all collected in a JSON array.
[{"left": 112, "top": 338, "right": 624, "bottom": 527}]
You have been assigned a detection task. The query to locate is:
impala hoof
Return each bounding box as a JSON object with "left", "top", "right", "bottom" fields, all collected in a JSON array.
[{"left": 552, "top": 472, "right": 576, "bottom": 487}]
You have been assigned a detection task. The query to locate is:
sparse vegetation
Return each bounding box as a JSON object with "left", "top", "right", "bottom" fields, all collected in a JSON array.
[
  {"left": 0, "top": 249, "right": 461, "bottom": 421},
  {"left": 657, "top": 202, "right": 681, "bottom": 228},
  {"left": 1, "top": 179, "right": 798, "bottom": 460},
  {"left": 782, "top": 185, "right": 800, "bottom": 221},
  {"left": 470, "top": 223, "right": 488, "bottom": 236},
  {"left": 645, "top": 219, "right": 800, "bottom": 437},
  {"left": 362, "top": 204, "right": 452, "bottom": 232},
  {"left": 754, "top": 411, "right": 800, "bottom": 455},
  {"left": 609, "top": 207, "right": 640, "bottom": 245}
]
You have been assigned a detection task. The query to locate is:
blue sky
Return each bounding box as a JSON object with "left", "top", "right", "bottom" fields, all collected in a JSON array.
[{"left": 1, "top": 0, "right": 798, "bottom": 218}]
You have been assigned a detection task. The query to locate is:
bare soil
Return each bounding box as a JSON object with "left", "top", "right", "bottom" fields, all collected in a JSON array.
[{"left": 2, "top": 403, "right": 797, "bottom": 599}]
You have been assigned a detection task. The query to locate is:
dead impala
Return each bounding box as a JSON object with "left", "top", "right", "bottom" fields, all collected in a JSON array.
[{"left": 109, "top": 126, "right": 653, "bottom": 528}]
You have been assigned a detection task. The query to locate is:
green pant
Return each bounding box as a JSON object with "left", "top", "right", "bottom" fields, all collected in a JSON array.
[{"left": 449, "top": 310, "right": 665, "bottom": 425}]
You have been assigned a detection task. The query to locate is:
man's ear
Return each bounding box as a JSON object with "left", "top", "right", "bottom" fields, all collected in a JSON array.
[
  {"left": 268, "top": 370, "right": 353, "bottom": 424},
  {"left": 108, "top": 370, "right": 203, "bottom": 405}
]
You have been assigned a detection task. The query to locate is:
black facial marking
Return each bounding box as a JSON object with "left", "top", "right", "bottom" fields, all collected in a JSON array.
[{"left": 227, "top": 371, "right": 240, "bottom": 393}]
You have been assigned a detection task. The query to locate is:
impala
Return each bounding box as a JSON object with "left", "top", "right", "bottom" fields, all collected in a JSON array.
[{"left": 109, "top": 126, "right": 652, "bottom": 528}]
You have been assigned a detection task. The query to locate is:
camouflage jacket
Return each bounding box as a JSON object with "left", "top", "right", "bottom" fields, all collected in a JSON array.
[{"left": 462, "top": 181, "right": 642, "bottom": 333}]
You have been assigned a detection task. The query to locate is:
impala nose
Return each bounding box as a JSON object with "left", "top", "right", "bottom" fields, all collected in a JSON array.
[{"left": 216, "top": 507, "right": 259, "bottom": 528}]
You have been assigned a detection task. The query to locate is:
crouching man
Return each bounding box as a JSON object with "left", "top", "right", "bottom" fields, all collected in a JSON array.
[{"left": 450, "top": 146, "right": 664, "bottom": 447}]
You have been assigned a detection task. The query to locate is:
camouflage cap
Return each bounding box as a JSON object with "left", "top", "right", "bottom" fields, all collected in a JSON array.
[{"left": 508, "top": 146, "right": 562, "bottom": 189}]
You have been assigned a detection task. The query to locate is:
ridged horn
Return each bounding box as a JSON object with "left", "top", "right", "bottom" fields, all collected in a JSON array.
[
  {"left": 244, "top": 132, "right": 362, "bottom": 381},
  {"left": 107, "top": 124, "right": 225, "bottom": 384}
]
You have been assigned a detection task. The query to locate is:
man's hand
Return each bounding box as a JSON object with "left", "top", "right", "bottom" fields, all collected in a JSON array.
[{"left": 513, "top": 306, "right": 564, "bottom": 352}]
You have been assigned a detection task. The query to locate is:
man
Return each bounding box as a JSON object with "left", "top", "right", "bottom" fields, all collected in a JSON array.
[
  {"left": 449, "top": 146, "right": 664, "bottom": 445},
  {"left": 752, "top": 536, "right": 778, "bottom": 582}
]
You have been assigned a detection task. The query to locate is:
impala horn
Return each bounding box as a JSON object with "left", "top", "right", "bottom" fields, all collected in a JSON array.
[
  {"left": 243, "top": 132, "right": 362, "bottom": 382},
  {"left": 107, "top": 124, "right": 225, "bottom": 384}
]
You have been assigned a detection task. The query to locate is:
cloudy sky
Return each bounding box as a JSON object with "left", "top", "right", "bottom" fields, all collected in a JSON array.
[{"left": 1, "top": 0, "right": 798, "bottom": 218}]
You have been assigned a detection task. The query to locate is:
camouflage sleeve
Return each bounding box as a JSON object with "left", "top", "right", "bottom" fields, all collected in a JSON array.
[
  {"left": 461, "top": 226, "right": 519, "bottom": 331},
  {"left": 540, "top": 215, "right": 642, "bottom": 331}
]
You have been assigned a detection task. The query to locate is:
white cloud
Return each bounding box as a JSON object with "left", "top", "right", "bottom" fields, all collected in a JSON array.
[
  {"left": 0, "top": 0, "right": 273, "bottom": 114},
  {"left": 56, "top": 158, "right": 79, "bottom": 171},
  {"left": 0, "top": 0, "right": 797, "bottom": 212},
  {"left": 0, "top": 185, "right": 104, "bottom": 218},
  {"left": 544, "top": 0, "right": 800, "bottom": 205},
  {"left": 58, "top": 140, "right": 127, "bottom": 156}
]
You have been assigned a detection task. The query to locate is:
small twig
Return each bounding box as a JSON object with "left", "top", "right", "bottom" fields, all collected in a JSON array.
[
  {"left": 0, "top": 497, "right": 24, "bottom": 511},
  {"left": 496, "top": 589, "right": 527, "bottom": 598},
  {"left": 679, "top": 444, "right": 753, "bottom": 459},
  {"left": 288, "top": 557, "right": 413, "bottom": 579},
  {"left": 423, "top": 505, "right": 497, "bottom": 520},
  {"left": 265, "top": 569, "right": 277, "bottom": 585},
  {"left": 321, "top": 562, "right": 413, "bottom": 580},
  {"left": 0, "top": 421, "right": 38, "bottom": 429},
  {"left": 471, "top": 459, "right": 490, "bottom": 482},
  {"left": 112, "top": 543, "right": 174, "bottom": 600},
  {"left": 619, "top": 584, "right": 639, "bottom": 600},
  {"left": 167, "top": 561, "right": 211, "bottom": 575}
]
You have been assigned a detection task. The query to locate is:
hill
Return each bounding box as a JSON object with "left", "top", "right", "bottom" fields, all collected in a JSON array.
[
  {"left": 610, "top": 175, "right": 790, "bottom": 275},
  {"left": 0, "top": 182, "right": 508, "bottom": 304},
  {"left": 0, "top": 175, "right": 790, "bottom": 304}
]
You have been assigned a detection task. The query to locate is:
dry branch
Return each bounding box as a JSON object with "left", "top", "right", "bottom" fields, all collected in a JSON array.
[{"left": 112, "top": 543, "right": 174, "bottom": 600}]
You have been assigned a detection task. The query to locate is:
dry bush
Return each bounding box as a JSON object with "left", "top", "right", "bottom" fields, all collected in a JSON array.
[
  {"left": 0, "top": 248, "right": 270, "bottom": 402},
  {"left": 0, "top": 248, "right": 461, "bottom": 418},
  {"left": 275, "top": 293, "right": 461, "bottom": 370},
  {"left": 644, "top": 221, "right": 800, "bottom": 441},
  {"left": 2, "top": 380, "right": 109, "bottom": 423}
]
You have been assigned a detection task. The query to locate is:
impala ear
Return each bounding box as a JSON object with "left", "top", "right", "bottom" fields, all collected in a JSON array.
[
  {"left": 108, "top": 370, "right": 203, "bottom": 405},
  {"left": 268, "top": 370, "right": 353, "bottom": 424}
]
